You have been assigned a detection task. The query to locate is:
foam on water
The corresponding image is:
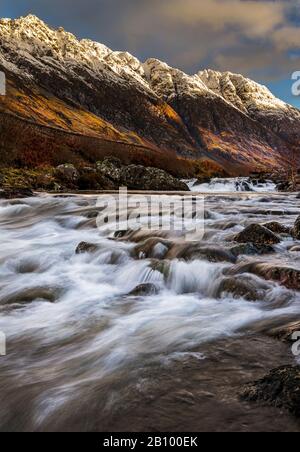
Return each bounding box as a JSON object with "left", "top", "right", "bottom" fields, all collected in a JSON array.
[{"left": 187, "top": 177, "right": 277, "bottom": 193}]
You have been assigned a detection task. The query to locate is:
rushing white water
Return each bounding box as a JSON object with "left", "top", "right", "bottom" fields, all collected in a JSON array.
[
  {"left": 0, "top": 188, "right": 299, "bottom": 431},
  {"left": 187, "top": 177, "right": 277, "bottom": 193}
]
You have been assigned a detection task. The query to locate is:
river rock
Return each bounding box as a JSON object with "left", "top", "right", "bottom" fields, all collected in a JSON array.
[
  {"left": 116, "top": 229, "right": 176, "bottom": 243},
  {"left": 289, "top": 245, "right": 300, "bottom": 252},
  {"left": 149, "top": 259, "right": 170, "bottom": 278},
  {"left": 257, "top": 197, "right": 272, "bottom": 203},
  {"left": 1, "top": 286, "right": 59, "bottom": 305},
  {"left": 230, "top": 262, "right": 300, "bottom": 290},
  {"left": 234, "top": 224, "right": 280, "bottom": 245},
  {"left": 241, "top": 366, "right": 300, "bottom": 418},
  {"left": 263, "top": 222, "right": 291, "bottom": 235},
  {"left": 237, "top": 180, "right": 253, "bottom": 191},
  {"left": 56, "top": 164, "right": 79, "bottom": 182},
  {"left": 96, "top": 158, "right": 123, "bottom": 183},
  {"left": 216, "top": 276, "right": 267, "bottom": 301},
  {"left": 167, "top": 244, "right": 237, "bottom": 263},
  {"left": 77, "top": 171, "right": 116, "bottom": 190},
  {"left": 269, "top": 320, "right": 300, "bottom": 342},
  {"left": 133, "top": 238, "right": 171, "bottom": 260},
  {"left": 97, "top": 158, "right": 189, "bottom": 191},
  {"left": 230, "top": 243, "right": 274, "bottom": 257},
  {"left": 292, "top": 216, "right": 300, "bottom": 240},
  {"left": 123, "top": 165, "right": 189, "bottom": 191},
  {"left": 0, "top": 188, "right": 34, "bottom": 199},
  {"left": 277, "top": 181, "right": 291, "bottom": 192},
  {"left": 75, "top": 242, "right": 99, "bottom": 254},
  {"left": 128, "top": 283, "right": 159, "bottom": 296}
]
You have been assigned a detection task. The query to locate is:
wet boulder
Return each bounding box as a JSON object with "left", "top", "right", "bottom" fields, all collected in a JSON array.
[
  {"left": 269, "top": 320, "right": 300, "bottom": 342},
  {"left": 115, "top": 229, "right": 178, "bottom": 243},
  {"left": 0, "top": 286, "right": 60, "bottom": 305},
  {"left": 149, "top": 259, "right": 171, "bottom": 278},
  {"left": 216, "top": 275, "right": 267, "bottom": 301},
  {"left": 292, "top": 216, "right": 300, "bottom": 240},
  {"left": 154, "top": 240, "right": 236, "bottom": 263},
  {"left": 114, "top": 230, "right": 132, "bottom": 239},
  {"left": 257, "top": 197, "right": 272, "bottom": 203},
  {"left": 169, "top": 244, "right": 237, "bottom": 263},
  {"left": 230, "top": 243, "right": 274, "bottom": 257},
  {"left": 241, "top": 366, "right": 300, "bottom": 418},
  {"left": 128, "top": 283, "right": 159, "bottom": 296},
  {"left": 133, "top": 238, "right": 171, "bottom": 260},
  {"left": 289, "top": 245, "right": 300, "bottom": 252},
  {"left": 234, "top": 224, "right": 280, "bottom": 245},
  {"left": 0, "top": 188, "right": 34, "bottom": 199},
  {"left": 263, "top": 222, "right": 291, "bottom": 235},
  {"left": 75, "top": 241, "right": 99, "bottom": 254},
  {"left": 230, "top": 262, "right": 300, "bottom": 290},
  {"left": 237, "top": 180, "right": 253, "bottom": 192}
]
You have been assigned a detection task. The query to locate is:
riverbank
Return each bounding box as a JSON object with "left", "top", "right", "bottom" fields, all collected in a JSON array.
[{"left": 0, "top": 165, "right": 294, "bottom": 199}]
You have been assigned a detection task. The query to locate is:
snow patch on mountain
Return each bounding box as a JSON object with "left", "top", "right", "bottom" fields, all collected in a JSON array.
[
  {"left": 143, "top": 58, "right": 212, "bottom": 101},
  {"left": 0, "top": 15, "right": 150, "bottom": 90},
  {"left": 198, "top": 69, "right": 300, "bottom": 121}
]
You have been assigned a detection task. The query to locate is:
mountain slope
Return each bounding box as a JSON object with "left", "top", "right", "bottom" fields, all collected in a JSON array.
[
  {"left": 0, "top": 15, "right": 299, "bottom": 175},
  {"left": 198, "top": 69, "right": 300, "bottom": 146}
]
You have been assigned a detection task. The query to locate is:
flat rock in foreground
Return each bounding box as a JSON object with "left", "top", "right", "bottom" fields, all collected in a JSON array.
[{"left": 241, "top": 366, "right": 300, "bottom": 418}]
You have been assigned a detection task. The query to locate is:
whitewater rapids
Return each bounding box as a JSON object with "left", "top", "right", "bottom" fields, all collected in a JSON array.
[
  {"left": 0, "top": 188, "right": 299, "bottom": 432},
  {"left": 187, "top": 177, "right": 276, "bottom": 193}
]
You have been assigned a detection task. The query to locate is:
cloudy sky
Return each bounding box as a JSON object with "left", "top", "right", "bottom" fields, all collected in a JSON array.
[{"left": 2, "top": 0, "right": 300, "bottom": 107}]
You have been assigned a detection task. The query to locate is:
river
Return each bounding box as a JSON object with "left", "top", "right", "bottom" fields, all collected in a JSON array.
[{"left": 0, "top": 180, "right": 299, "bottom": 432}]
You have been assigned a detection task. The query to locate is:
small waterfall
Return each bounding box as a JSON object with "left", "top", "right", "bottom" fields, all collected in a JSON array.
[{"left": 186, "top": 177, "right": 276, "bottom": 193}]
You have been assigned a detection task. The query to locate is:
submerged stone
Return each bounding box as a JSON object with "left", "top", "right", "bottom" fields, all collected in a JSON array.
[
  {"left": 128, "top": 283, "right": 159, "bottom": 296},
  {"left": 75, "top": 241, "right": 99, "bottom": 254}
]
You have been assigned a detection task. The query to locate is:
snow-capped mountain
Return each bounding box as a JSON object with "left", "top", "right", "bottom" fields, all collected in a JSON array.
[{"left": 0, "top": 15, "right": 299, "bottom": 175}]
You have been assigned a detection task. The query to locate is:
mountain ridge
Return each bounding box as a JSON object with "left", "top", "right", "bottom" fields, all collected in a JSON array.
[{"left": 0, "top": 14, "right": 299, "bottom": 176}]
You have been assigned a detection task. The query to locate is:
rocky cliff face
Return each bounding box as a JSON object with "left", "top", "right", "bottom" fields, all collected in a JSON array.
[{"left": 0, "top": 15, "right": 299, "bottom": 175}]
